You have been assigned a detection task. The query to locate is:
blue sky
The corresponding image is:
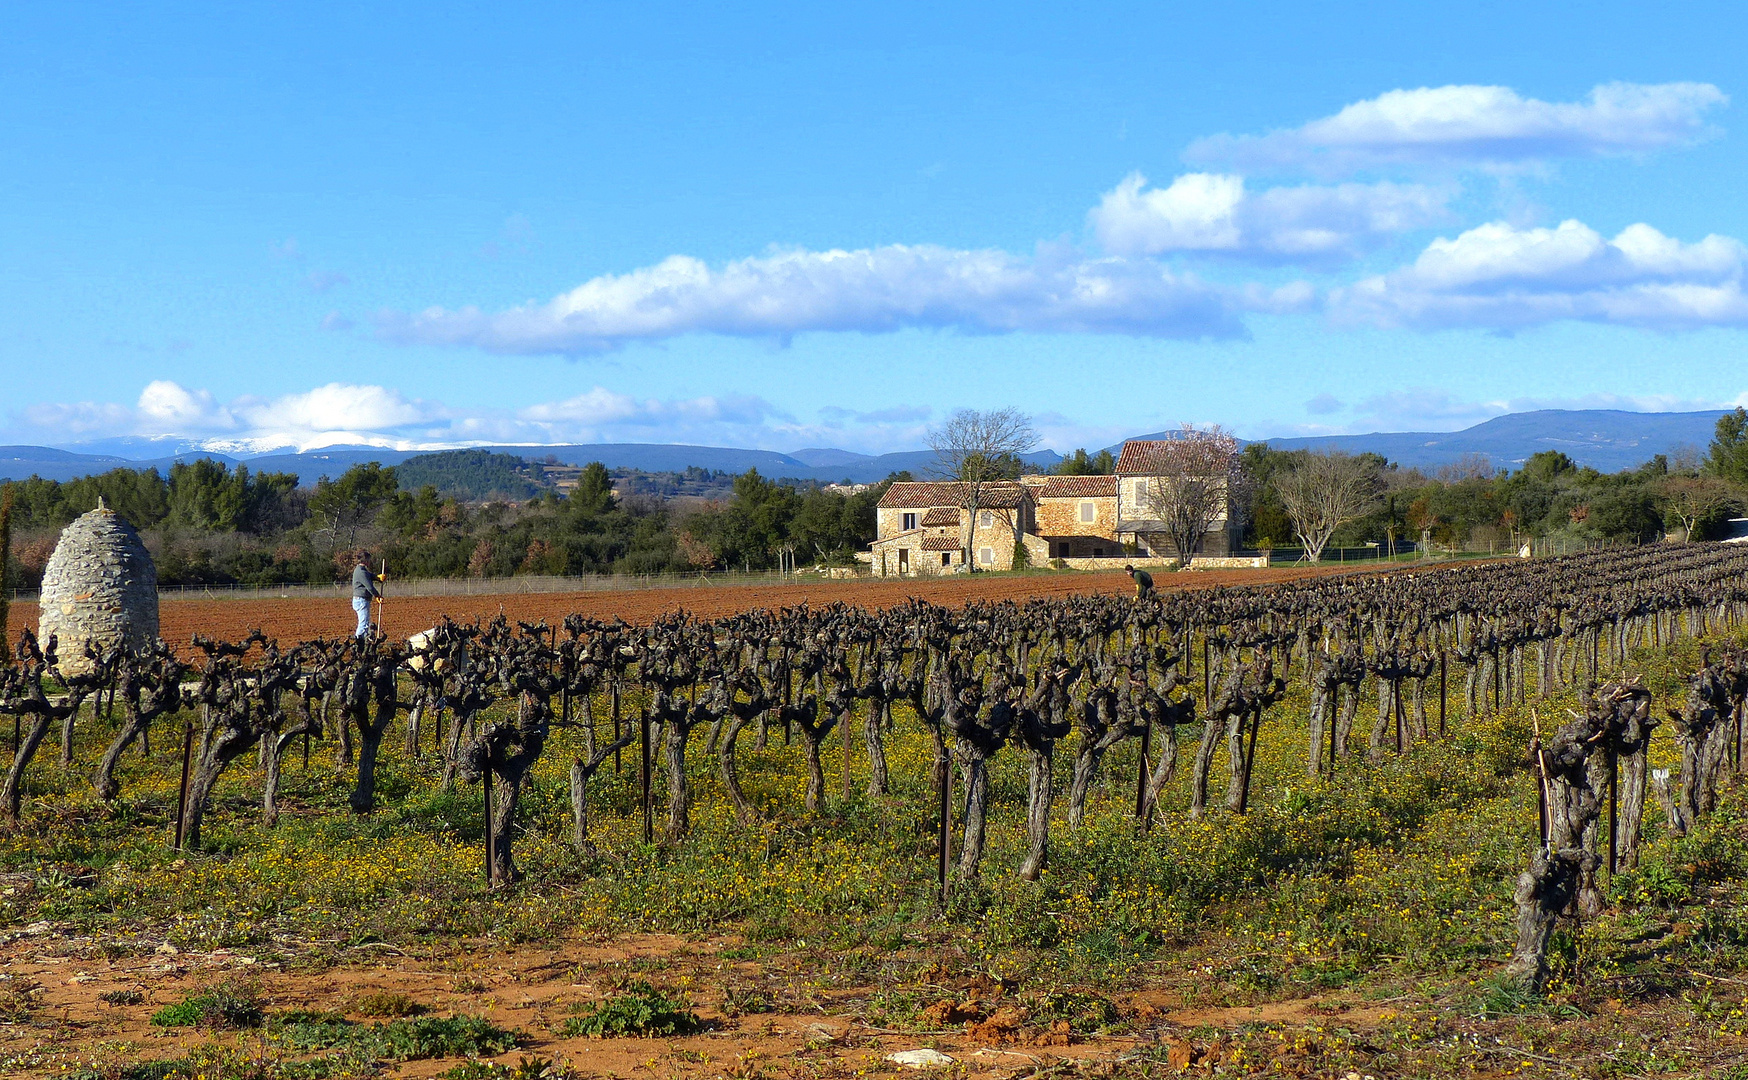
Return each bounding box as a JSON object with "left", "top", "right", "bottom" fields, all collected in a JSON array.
[{"left": 5, "top": 3, "right": 1748, "bottom": 456}]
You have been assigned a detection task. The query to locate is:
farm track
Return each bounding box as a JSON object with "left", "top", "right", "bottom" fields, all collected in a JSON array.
[{"left": 6, "top": 564, "right": 1379, "bottom": 654}]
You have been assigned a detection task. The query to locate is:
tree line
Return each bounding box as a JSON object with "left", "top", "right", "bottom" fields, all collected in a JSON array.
[
  {"left": 7, "top": 404, "right": 1748, "bottom": 588},
  {"left": 1047, "top": 406, "right": 1748, "bottom": 560},
  {"left": 0, "top": 457, "right": 890, "bottom": 589}
]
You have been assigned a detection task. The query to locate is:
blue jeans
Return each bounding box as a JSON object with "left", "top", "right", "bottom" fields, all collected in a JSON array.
[{"left": 353, "top": 596, "right": 372, "bottom": 637}]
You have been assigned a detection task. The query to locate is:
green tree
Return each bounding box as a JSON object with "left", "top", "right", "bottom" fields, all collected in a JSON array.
[
  {"left": 568, "top": 463, "right": 616, "bottom": 517},
  {"left": 1707, "top": 407, "right": 1748, "bottom": 484},
  {"left": 167, "top": 459, "right": 249, "bottom": 531},
  {"left": 308, "top": 463, "right": 399, "bottom": 554},
  {"left": 1054, "top": 448, "right": 1115, "bottom": 475},
  {"left": 696, "top": 469, "right": 801, "bottom": 571}
]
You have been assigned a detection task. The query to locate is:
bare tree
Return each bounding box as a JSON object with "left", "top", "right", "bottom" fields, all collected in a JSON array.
[
  {"left": 927, "top": 408, "right": 1037, "bottom": 572},
  {"left": 1435, "top": 453, "right": 1495, "bottom": 484},
  {"left": 1656, "top": 475, "right": 1738, "bottom": 541},
  {"left": 1275, "top": 451, "right": 1381, "bottom": 563},
  {"left": 1137, "top": 424, "right": 1245, "bottom": 561}
]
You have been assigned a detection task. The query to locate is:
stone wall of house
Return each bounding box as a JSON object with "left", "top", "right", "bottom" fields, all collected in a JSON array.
[
  {"left": 37, "top": 506, "right": 159, "bottom": 676},
  {"left": 1035, "top": 496, "right": 1119, "bottom": 545},
  {"left": 1052, "top": 556, "right": 1180, "bottom": 572},
  {"left": 1183, "top": 555, "right": 1270, "bottom": 570},
  {"left": 871, "top": 517, "right": 1047, "bottom": 577}
]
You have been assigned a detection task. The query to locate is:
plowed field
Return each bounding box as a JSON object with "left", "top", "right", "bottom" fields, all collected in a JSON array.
[{"left": 8, "top": 564, "right": 1370, "bottom": 652}]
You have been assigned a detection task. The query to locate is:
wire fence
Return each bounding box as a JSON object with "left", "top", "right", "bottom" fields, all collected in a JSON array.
[
  {"left": 2, "top": 536, "right": 1635, "bottom": 603},
  {"left": 5, "top": 568, "right": 859, "bottom": 605}
]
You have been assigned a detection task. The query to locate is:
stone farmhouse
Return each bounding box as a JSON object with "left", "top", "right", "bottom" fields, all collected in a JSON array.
[
  {"left": 868, "top": 440, "right": 1246, "bottom": 576},
  {"left": 1112, "top": 439, "right": 1243, "bottom": 558},
  {"left": 870, "top": 482, "right": 1047, "bottom": 576}
]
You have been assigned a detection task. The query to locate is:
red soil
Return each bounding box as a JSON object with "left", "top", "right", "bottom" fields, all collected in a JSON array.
[{"left": 6, "top": 565, "right": 1358, "bottom": 653}]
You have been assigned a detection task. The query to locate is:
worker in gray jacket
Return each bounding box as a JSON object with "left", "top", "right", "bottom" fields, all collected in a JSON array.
[{"left": 351, "top": 553, "right": 383, "bottom": 638}]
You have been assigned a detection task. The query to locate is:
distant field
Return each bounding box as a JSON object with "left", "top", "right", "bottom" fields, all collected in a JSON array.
[{"left": 7, "top": 565, "right": 1358, "bottom": 651}]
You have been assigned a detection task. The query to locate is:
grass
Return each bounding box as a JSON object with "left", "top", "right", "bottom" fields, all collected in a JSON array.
[{"left": 6, "top": 627, "right": 1748, "bottom": 1076}]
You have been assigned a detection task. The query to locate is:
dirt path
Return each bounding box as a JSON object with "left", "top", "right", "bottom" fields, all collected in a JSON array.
[{"left": 0, "top": 926, "right": 1392, "bottom": 1078}]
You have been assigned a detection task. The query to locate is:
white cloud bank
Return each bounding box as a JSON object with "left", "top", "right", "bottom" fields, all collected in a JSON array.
[
  {"left": 1332, "top": 220, "right": 1748, "bottom": 330},
  {"left": 1188, "top": 82, "right": 1727, "bottom": 173},
  {"left": 1090, "top": 172, "right": 1448, "bottom": 262},
  {"left": 349, "top": 81, "right": 1736, "bottom": 351},
  {"left": 21, "top": 381, "right": 450, "bottom": 454},
  {"left": 375, "top": 244, "right": 1314, "bottom": 354},
  {"left": 6, "top": 381, "right": 965, "bottom": 457}
]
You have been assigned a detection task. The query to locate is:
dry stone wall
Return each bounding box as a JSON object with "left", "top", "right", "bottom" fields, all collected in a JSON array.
[{"left": 37, "top": 506, "right": 159, "bottom": 676}]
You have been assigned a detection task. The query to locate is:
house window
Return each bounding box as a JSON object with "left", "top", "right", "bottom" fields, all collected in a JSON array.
[
  {"left": 941, "top": 552, "right": 951, "bottom": 566},
  {"left": 979, "top": 510, "right": 993, "bottom": 528},
  {"left": 902, "top": 512, "right": 917, "bottom": 531},
  {"left": 979, "top": 546, "right": 994, "bottom": 565},
  {"left": 1079, "top": 501, "right": 1095, "bottom": 523}
]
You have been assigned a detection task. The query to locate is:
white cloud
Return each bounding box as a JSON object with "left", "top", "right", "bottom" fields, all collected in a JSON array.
[
  {"left": 4, "top": 381, "right": 966, "bottom": 457},
  {"left": 1090, "top": 172, "right": 1448, "bottom": 262},
  {"left": 517, "top": 388, "right": 781, "bottom": 434},
  {"left": 19, "top": 400, "right": 134, "bottom": 436},
  {"left": 1331, "top": 219, "right": 1748, "bottom": 330},
  {"left": 137, "top": 381, "right": 228, "bottom": 428},
  {"left": 1188, "top": 82, "right": 1727, "bottom": 174},
  {"left": 374, "top": 243, "right": 1310, "bottom": 353},
  {"left": 233, "top": 383, "right": 432, "bottom": 435}
]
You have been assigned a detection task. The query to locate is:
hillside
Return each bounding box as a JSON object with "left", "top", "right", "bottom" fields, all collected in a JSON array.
[
  {"left": 3, "top": 408, "right": 1729, "bottom": 486},
  {"left": 1115, "top": 408, "right": 1728, "bottom": 473}
]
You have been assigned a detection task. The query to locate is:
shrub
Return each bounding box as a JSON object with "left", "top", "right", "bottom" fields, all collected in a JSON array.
[
  {"left": 351, "top": 990, "right": 424, "bottom": 1017},
  {"left": 150, "top": 984, "right": 265, "bottom": 1030},
  {"left": 558, "top": 983, "right": 700, "bottom": 1038},
  {"left": 271, "top": 1013, "right": 518, "bottom": 1060}
]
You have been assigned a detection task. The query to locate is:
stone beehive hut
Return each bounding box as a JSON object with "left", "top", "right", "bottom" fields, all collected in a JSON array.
[{"left": 37, "top": 501, "right": 159, "bottom": 676}]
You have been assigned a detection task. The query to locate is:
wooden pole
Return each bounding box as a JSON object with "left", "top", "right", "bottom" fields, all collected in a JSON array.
[
  {"left": 1438, "top": 651, "right": 1447, "bottom": 738},
  {"left": 937, "top": 748, "right": 951, "bottom": 903},
  {"left": 1394, "top": 680, "right": 1405, "bottom": 753},
  {"left": 1134, "top": 723, "right": 1151, "bottom": 823},
  {"left": 173, "top": 722, "right": 193, "bottom": 849},
  {"left": 640, "top": 707, "right": 652, "bottom": 846},
  {"left": 1607, "top": 744, "right": 1619, "bottom": 875},
  {"left": 842, "top": 701, "right": 854, "bottom": 803},
  {"left": 482, "top": 767, "right": 494, "bottom": 885},
  {"left": 1238, "top": 708, "right": 1263, "bottom": 814},
  {"left": 1202, "top": 636, "right": 1211, "bottom": 705}
]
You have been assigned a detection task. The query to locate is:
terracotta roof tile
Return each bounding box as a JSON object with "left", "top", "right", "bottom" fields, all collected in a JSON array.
[
  {"left": 1039, "top": 475, "right": 1117, "bottom": 498},
  {"left": 921, "top": 537, "right": 961, "bottom": 551},
  {"left": 1114, "top": 441, "right": 1180, "bottom": 475},
  {"left": 920, "top": 506, "right": 960, "bottom": 526},
  {"left": 877, "top": 481, "right": 1030, "bottom": 509}
]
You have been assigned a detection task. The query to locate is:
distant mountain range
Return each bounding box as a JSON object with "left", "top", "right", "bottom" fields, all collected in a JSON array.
[
  {"left": 0, "top": 441, "right": 1059, "bottom": 486},
  {"left": 1271, "top": 409, "right": 1726, "bottom": 473},
  {"left": 1114, "top": 409, "right": 1729, "bottom": 474},
  {"left": 0, "top": 408, "right": 1730, "bottom": 487}
]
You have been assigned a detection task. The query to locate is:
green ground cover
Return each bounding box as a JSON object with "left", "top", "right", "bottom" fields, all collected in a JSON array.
[{"left": 4, "top": 631, "right": 1748, "bottom": 1077}]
